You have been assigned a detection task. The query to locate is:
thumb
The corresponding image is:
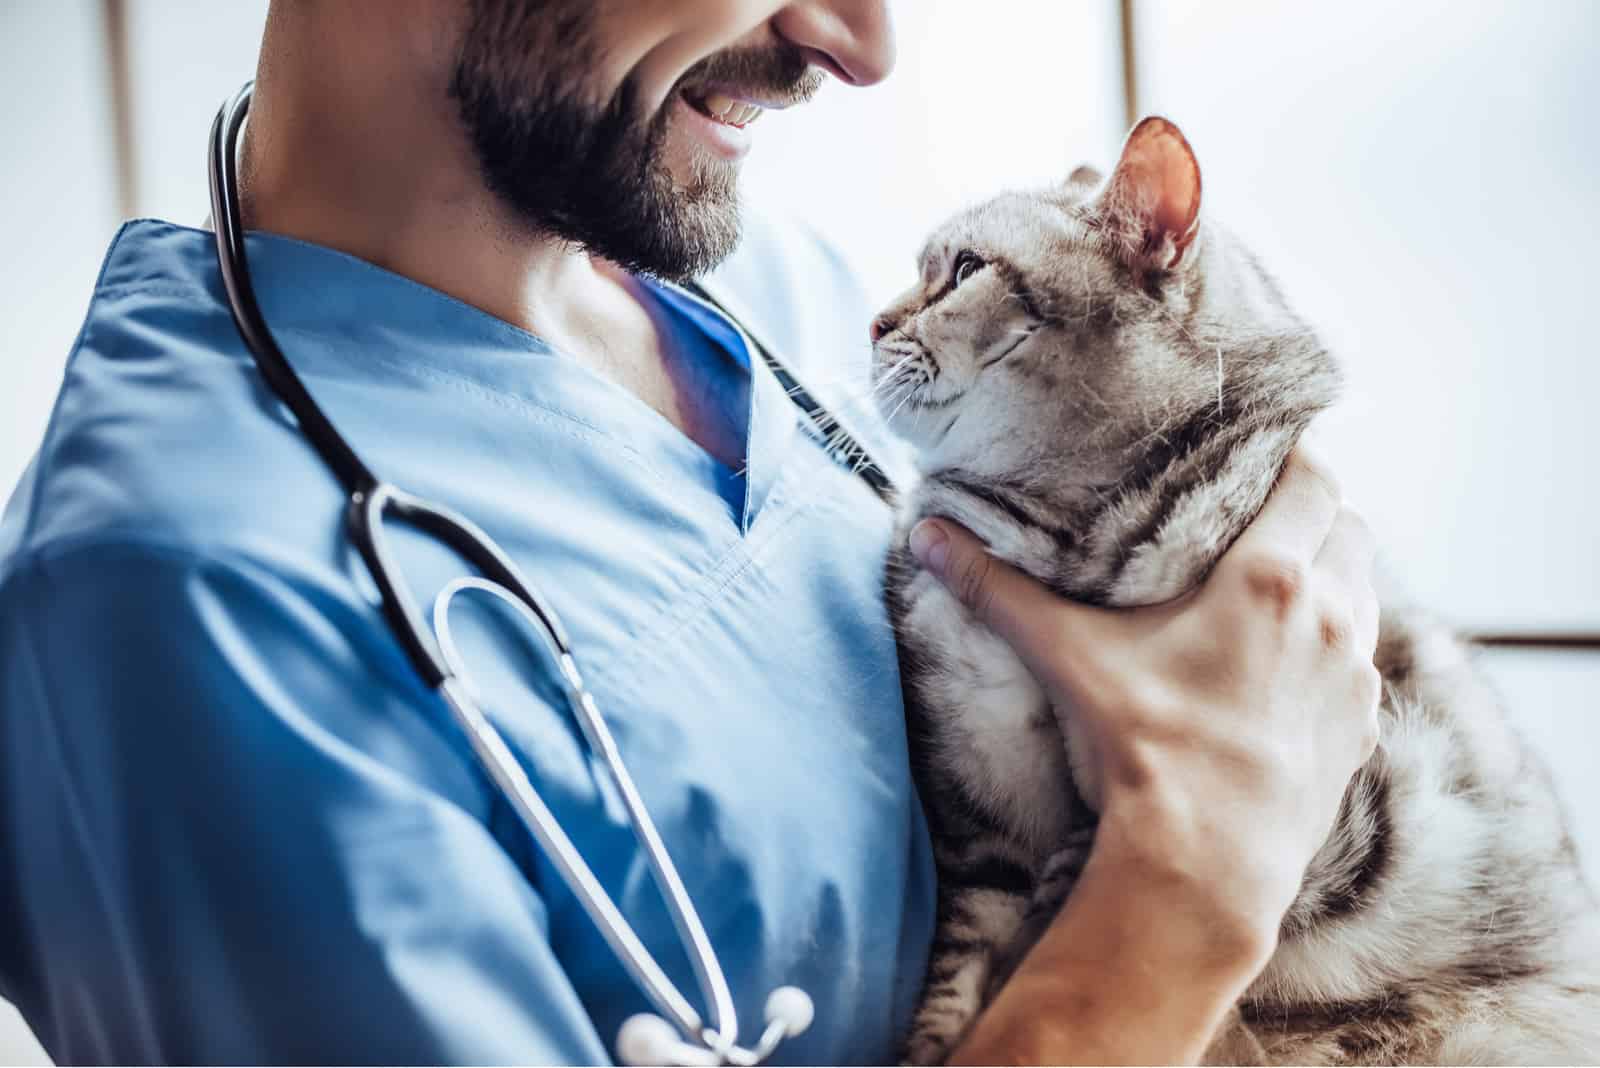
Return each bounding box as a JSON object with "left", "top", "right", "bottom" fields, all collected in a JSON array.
[{"left": 908, "top": 519, "right": 1107, "bottom": 684}]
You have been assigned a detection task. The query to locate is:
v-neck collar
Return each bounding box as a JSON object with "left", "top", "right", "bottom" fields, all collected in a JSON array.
[
  {"left": 646, "top": 279, "right": 797, "bottom": 534},
  {"left": 125, "top": 221, "right": 804, "bottom": 537}
]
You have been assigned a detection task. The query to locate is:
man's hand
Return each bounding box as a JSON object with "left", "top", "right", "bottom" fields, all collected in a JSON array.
[{"left": 908, "top": 448, "right": 1380, "bottom": 1064}]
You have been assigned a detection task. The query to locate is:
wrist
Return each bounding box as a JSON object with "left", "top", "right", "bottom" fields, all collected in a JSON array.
[
  {"left": 1094, "top": 789, "right": 1292, "bottom": 965},
  {"left": 950, "top": 815, "right": 1275, "bottom": 1065}
]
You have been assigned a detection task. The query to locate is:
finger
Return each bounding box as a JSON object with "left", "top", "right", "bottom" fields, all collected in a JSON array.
[
  {"left": 1229, "top": 447, "right": 1343, "bottom": 567},
  {"left": 908, "top": 519, "right": 1109, "bottom": 682},
  {"left": 1313, "top": 507, "right": 1380, "bottom": 651}
]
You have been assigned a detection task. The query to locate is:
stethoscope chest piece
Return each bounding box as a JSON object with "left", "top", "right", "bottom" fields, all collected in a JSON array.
[{"left": 619, "top": 985, "right": 814, "bottom": 1066}]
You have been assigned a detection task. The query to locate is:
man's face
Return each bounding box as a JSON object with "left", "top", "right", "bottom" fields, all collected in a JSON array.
[{"left": 450, "top": 1, "right": 893, "bottom": 281}]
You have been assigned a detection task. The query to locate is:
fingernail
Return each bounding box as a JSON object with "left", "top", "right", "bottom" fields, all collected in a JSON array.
[{"left": 909, "top": 520, "right": 949, "bottom": 573}]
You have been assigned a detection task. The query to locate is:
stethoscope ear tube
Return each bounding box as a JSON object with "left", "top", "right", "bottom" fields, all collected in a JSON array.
[{"left": 207, "top": 83, "right": 377, "bottom": 499}]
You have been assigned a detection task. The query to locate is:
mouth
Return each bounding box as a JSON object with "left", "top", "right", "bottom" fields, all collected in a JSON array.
[
  {"left": 873, "top": 341, "right": 963, "bottom": 419},
  {"left": 905, "top": 389, "right": 962, "bottom": 411},
  {"left": 681, "top": 87, "right": 770, "bottom": 129},
  {"left": 674, "top": 86, "right": 780, "bottom": 162}
]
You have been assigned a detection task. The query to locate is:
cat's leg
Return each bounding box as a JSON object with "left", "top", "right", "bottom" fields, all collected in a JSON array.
[
  {"left": 1246, "top": 612, "right": 1600, "bottom": 1062},
  {"left": 901, "top": 880, "right": 1032, "bottom": 1065}
]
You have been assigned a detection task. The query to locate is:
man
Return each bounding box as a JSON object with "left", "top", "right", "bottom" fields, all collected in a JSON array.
[{"left": 0, "top": 1, "right": 1379, "bottom": 1062}]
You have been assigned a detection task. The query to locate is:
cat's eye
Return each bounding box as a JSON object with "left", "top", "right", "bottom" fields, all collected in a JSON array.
[{"left": 952, "top": 251, "right": 984, "bottom": 288}]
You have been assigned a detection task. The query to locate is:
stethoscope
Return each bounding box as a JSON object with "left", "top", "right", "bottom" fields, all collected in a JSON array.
[{"left": 207, "top": 82, "right": 891, "bottom": 1066}]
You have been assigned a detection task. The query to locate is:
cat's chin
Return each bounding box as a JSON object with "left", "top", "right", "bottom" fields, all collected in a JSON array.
[{"left": 878, "top": 418, "right": 945, "bottom": 460}]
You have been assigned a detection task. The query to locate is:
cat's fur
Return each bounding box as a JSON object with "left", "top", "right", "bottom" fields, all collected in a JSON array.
[{"left": 875, "top": 117, "right": 1600, "bottom": 1064}]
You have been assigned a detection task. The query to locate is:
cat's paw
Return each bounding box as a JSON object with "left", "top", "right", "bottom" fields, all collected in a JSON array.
[
  {"left": 900, "top": 987, "right": 982, "bottom": 1065},
  {"left": 900, "top": 1027, "right": 959, "bottom": 1067}
]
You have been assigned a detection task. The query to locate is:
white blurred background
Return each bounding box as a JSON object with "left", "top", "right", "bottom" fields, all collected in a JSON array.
[{"left": 1, "top": 1, "right": 1596, "bottom": 1062}]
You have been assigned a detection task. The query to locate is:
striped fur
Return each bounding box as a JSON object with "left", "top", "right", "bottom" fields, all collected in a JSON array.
[{"left": 878, "top": 119, "right": 1600, "bottom": 1064}]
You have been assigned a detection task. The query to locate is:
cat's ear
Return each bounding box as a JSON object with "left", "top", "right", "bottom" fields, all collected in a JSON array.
[
  {"left": 1067, "top": 164, "right": 1103, "bottom": 188},
  {"left": 1087, "top": 116, "right": 1202, "bottom": 271}
]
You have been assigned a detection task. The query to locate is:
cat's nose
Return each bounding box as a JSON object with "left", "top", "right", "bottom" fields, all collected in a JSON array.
[{"left": 869, "top": 314, "right": 895, "bottom": 342}]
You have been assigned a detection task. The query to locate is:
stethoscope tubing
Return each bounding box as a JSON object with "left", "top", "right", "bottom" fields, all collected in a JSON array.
[
  {"left": 205, "top": 80, "right": 884, "bottom": 1063},
  {"left": 209, "top": 81, "right": 734, "bottom": 1042}
]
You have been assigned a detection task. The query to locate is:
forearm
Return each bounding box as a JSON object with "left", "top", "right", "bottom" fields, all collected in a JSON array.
[{"left": 949, "top": 814, "right": 1273, "bottom": 1065}]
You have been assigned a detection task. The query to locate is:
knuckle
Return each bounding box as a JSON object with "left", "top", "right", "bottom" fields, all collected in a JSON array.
[
  {"left": 1347, "top": 665, "right": 1383, "bottom": 758},
  {"left": 957, "top": 550, "right": 994, "bottom": 613},
  {"left": 1359, "top": 663, "right": 1384, "bottom": 709},
  {"left": 1360, "top": 710, "right": 1383, "bottom": 759},
  {"left": 1120, "top": 683, "right": 1175, "bottom": 736},
  {"left": 1290, "top": 450, "right": 1342, "bottom": 505},
  {"left": 1364, "top": 659, "right": 1383, "bottom": 691},
  {"left": 1240, "top": 552, "right": 1309, "bottom": 614},
  {"left": 1357, "top": 578, "right": 1381, "bottom": 620},
  {"left": 1335, "top": 507, "right": 1379, "bottom": 565},
  {"left": 1341, "top": 506, "right": 1375, "bottom": 547}
]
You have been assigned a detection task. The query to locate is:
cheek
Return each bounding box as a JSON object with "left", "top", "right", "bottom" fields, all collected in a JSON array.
[
  {"left": 623, "top": 1, "right": 780, "bottom": 111},
  {"left": 918, "top": 308, "right": 980, "bottom": 368},
  {"left": 968, "top": 311, "right": 1018, "bottom": 355}
]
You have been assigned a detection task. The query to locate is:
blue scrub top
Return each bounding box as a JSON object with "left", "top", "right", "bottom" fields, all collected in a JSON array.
[{"left": 0, "top": 216, "right": 934, "bottom": 1064}]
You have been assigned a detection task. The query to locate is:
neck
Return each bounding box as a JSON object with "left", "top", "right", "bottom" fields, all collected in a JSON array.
[{"left": 237, "top": 2, "right": 631, "bottom": 355}]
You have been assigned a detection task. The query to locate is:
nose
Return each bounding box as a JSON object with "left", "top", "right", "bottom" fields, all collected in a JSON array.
[
  {"left": 771, "top": 1, "right": 896, "bottom": 87},
  {"left": 869, "top": 314, "right": 895, "bottom": 343}
]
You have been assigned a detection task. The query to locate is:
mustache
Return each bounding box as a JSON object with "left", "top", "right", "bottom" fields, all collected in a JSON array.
[{"left": 673, "top": 42, "right": 826, "bottom": 107}]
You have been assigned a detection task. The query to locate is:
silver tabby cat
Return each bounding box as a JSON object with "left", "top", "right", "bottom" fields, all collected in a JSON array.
[{"left": 874, "top": 117, "right": 1600, "bottom": 1064}]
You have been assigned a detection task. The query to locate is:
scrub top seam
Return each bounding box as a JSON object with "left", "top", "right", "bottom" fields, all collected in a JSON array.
[
  {"left": 15, "top": 221, "right": 140, "bottom": 558},
  {"left": 560, "top": 491, "right": 809, "bottom": 692},
  {"left": 579, "top": 451, "right": 881, "bottom": 699},
  {"left": 293, "top": 340, "right": 676, "bottom": 483},
  {"left": 92, "top": 282, "right": 222, "bottom": 303}
]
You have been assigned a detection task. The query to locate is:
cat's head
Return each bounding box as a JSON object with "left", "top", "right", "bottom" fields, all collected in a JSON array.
[{"left": 871, "top": 117, "right": 1342, "bottom": 602}]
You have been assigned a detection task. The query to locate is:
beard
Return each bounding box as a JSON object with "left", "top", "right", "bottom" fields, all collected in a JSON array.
[{"left": 450, "top": 2, "right": 821, "bottom": 281}]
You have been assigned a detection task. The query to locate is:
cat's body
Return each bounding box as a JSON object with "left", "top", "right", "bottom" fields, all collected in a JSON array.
[{"left": 875, "top": 118, "right": 1600, "bottom": 1064}]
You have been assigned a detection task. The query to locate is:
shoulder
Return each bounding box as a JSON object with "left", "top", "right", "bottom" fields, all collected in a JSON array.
[{"left": 0, "top": 220, "right": 345, "bottom": 577}]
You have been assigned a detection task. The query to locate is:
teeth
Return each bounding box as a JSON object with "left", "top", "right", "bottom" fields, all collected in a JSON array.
[
  {"left": 702, "top": 91, "right": 736, "bottom": 119},
  {"left": 698, "top": 91, "right": 763, "bottom": 127}
]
